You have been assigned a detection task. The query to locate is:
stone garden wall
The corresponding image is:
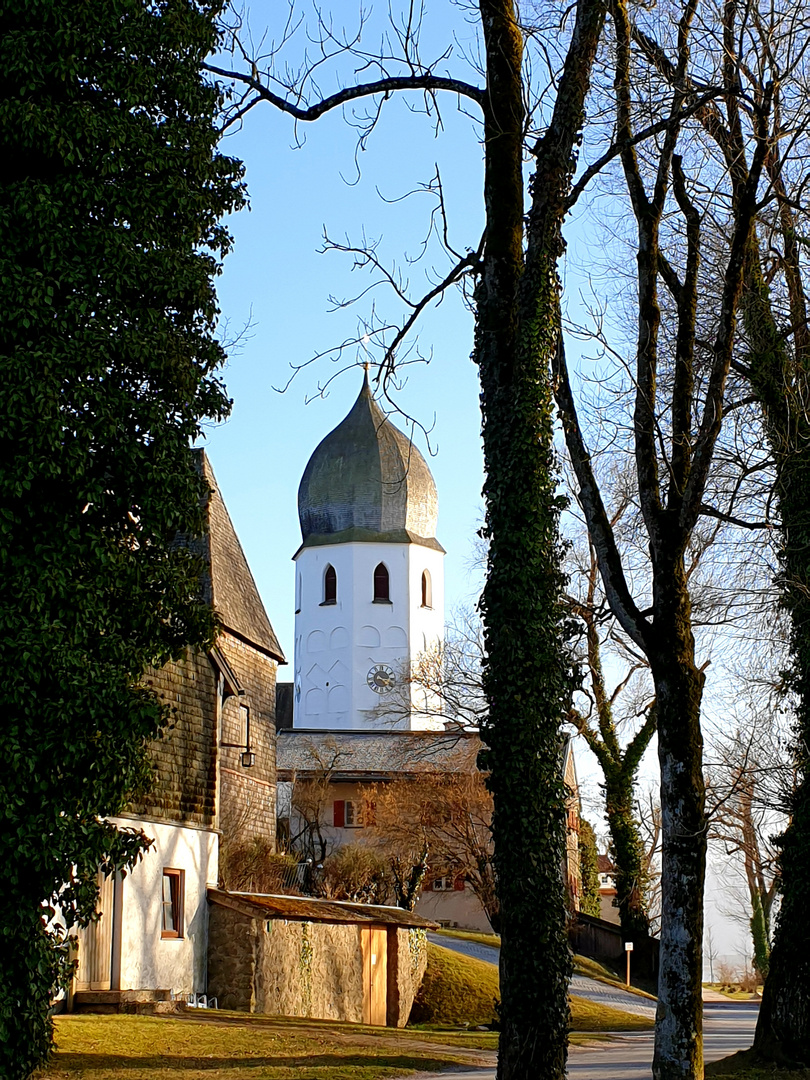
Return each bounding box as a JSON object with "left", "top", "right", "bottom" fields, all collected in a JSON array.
[{"left": 207, "top": 892, "right": 429, "bottom": 1026}]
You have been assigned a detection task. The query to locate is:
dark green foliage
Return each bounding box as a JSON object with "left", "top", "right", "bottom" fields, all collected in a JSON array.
[
  {"left": 744, "top": 252, "right": 810, "bottom": 1065},
  {"left": 0, "top": 1, "right": 243, "bottom": 1074},
  {"left": 578, "top": 820, "right": 602, "bottom": 919}
]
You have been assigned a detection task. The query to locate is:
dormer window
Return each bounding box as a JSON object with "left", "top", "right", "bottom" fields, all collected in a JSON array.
[
  {"left": 373, "top": 562, "right": 390, "bottom": 602},
  {"left": 421, "top": 570, "right": 432, "bottom": 608},
  {"left": 322, "top": 564, "right": 337, "bottom": 605}
]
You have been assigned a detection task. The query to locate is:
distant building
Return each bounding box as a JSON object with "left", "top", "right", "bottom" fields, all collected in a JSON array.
[{"left": 597, "top": 852, "right": 619, "bottom": 925}]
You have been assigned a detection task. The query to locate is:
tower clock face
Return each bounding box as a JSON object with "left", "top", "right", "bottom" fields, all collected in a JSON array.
[{"left": 367, "top": 664, "right": 396, "bottom": 694}]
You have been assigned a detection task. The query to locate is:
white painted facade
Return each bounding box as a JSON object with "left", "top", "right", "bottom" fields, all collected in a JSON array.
[
  {"left": 293, "top": 540, "right": 445, "bottom": 730},
  {"left": 75, "top": 817, "right": 217, "bottom": 997}
]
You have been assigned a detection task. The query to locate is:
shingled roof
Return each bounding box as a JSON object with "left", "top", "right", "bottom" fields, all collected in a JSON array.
[
  {"left": 193, "top": 450, "right": 285, "bottom": 663},
  {"left": 208, "top": 888, "right": 437, "bottom": 928},
  {"left": 276, "top": 729, "right": 479, "bottom": 779}
]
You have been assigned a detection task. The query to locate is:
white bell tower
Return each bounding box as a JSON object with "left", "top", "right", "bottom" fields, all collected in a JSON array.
[{"left": 292, "top": 373, "right": 445, "bottom": 731}]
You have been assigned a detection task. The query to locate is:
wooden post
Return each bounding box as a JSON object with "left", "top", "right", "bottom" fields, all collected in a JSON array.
[{"left": 625, "top": 941, "right": 634, "bottom": 987}]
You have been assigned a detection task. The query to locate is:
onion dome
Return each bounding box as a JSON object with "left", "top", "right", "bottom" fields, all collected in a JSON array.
[{"left": 297, "top": 372, "right": 441, "bottom": 549}]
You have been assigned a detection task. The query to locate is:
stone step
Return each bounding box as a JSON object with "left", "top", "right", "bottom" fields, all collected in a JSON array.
[{"left": 72, "top": 989, "right": 176, "bottom": 1014}]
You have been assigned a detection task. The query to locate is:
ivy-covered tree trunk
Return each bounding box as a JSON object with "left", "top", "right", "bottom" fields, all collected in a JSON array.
[
  {"left": 742, "top": 251, "right": 810, "bottom": 1066},
  {"left": 572, "top": 582, "right": 655, "bottom": 938},
  {"left": 578, "top": 820, "right": 602, "bottom": 918},
  {"left": 476, "top": 2, "right": 605, "bottom": 1077},
  {"left": 750, "top": 394, "right": 810, "bottom": 1063},
  {"left": 604, "top": 772, "right": 652, "bottom": 938}
]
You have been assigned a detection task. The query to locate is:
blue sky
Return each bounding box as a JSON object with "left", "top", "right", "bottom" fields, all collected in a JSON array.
[
  {"left": 200, "top": 1, "right": 751, "bottom": 966},
  {"left": 203, "top": 4, "right": 489, "bottom": 662}
]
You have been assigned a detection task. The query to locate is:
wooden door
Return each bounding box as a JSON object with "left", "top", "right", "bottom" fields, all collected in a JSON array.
[
  {"left": 361, "top": 926, "right": 388, "bottom": 1025},
  {"left": 74, "top": 872, "right": 115, "bottom": 991}
]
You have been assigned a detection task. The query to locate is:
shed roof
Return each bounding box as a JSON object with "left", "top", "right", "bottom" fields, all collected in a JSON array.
[
  {"left": 276, "top": 729, "right": 479, "bottom": 780},
  {"left": 208, "top": 888, "right": 437, "bottom": 928}
]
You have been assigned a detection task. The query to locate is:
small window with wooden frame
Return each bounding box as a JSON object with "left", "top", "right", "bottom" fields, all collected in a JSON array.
[
  {"left": 322, "top": 564, "right": 337, "bottom": 605},
  {"left": 161, "top": 869, "right": 184, "bottom": 939},
  {"left": 373, "top": 562, "right": 390, "bottom": 603}
]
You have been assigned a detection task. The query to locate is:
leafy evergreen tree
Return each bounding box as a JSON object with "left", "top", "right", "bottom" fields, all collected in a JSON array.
[
  {"left": 578, "top": 820, "right": 602, "bottom": 919},
  {"left": 0, "top": 1, "right": 243, "bottom": 1074}
]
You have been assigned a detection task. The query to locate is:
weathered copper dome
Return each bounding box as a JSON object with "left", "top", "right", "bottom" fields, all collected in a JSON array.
[{"left": 297, "top": 373, "right": 440, "bottom": 548}]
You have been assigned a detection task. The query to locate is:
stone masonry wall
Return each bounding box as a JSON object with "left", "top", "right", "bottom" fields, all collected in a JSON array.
[
  {"left": 207, "top": 897, "right": 429, "bottom": 1026},
  {"left": 391, "top": 926, "right": 428, "bottom": 1027},
  {"left": 207, "top": 902, "right": 257, "bottom": 1012},
  {"left": 130, "top": 648, "right": 218, "bottom": 828},
  {"left": 253, "top": 919, "right": 365, "bottom": 1022},
  {"left": 217, "top": 632, "right": 277, "bottom": 850}
]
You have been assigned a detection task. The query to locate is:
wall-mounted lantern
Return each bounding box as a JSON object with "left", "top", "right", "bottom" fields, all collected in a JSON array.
[{"left": 222, "top": 701, "right": 255, "bottom": 768}]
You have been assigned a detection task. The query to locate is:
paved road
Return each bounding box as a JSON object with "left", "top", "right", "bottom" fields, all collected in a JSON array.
[
  {"left": 427, "top": 934, "right": 657, "bottom": 1018},
  {"left": 400, "top": 1004, "right": 757, "bottom": 1080},
  {"left": 419, "top": 936, "right": 759, "bottom": 1079}
]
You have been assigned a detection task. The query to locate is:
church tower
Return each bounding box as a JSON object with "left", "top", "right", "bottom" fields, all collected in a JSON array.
[{"left": 292, "top": 372, "right": 445, "bottom": 731}]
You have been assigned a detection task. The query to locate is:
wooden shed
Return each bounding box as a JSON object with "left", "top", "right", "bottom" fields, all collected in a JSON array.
[{"left": 206, "top": 889, "right": 436, "bottom": 1026}]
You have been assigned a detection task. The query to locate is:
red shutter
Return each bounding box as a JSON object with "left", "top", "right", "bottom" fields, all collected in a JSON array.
[
  {"left": 453, "top": 876, "right": 465, "bottom": 891},
  {"left": 423, "top": 878, "right": 432, "bottom": 891},
  {"left": 333, "top": 800, "right": 345, "bottom": 828}
]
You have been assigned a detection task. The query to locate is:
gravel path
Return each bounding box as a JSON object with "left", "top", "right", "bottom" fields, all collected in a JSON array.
[{"left": 427, "top": 933, "right": 657, "bottom": 1019}]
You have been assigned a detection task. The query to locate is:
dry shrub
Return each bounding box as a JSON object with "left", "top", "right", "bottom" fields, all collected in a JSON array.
[
  {"left": 320, "top": 844, "right": 390, "bottom": 904},
  {"left": 220, "top": 836, "right": 300, "bottom": 894},
  {"left": 737, "top": 964, "right": 760, "bottom": 994}
]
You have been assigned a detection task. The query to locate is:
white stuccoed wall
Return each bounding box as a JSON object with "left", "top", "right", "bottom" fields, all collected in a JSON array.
[
  {"left": 109, "top": 816, "right": 218, "bottom": 996},
  {"left": 293, "top": 541, "right": 444, "bottom": 730}
]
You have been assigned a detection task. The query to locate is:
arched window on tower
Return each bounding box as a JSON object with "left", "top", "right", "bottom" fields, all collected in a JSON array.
[
  {"left": 373, "top": 562, "right": 390, "bottom": 602},
  {"left": 421, "top": 569, "right": 432, "bottom": 608},
  {"left": 322, "top": 564, "right": 337, "bottom": 605}
]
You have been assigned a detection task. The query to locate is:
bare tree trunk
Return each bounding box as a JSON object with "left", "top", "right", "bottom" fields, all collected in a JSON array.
[{"left": 649, "top": 564, "right": 706, "bottom": 1080}]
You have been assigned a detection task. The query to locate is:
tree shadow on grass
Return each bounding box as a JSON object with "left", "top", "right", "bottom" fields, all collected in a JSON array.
[{"left": 49, "top": 1051, "right": 461, "bottom": 1072}]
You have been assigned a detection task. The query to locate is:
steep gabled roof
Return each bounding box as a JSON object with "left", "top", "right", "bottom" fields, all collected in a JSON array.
[{"left": 193, "top": 449, "right": 285, "bottom": 663}]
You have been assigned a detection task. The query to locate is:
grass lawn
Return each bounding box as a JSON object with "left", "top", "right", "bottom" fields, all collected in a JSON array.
[
  {"left": 705, "top": 1048, "right": 810, "bottom": 1078},
  {"left": 432, "top": 929, "right": 657, "bottom": 1001},
  {"left": 36, "top": 1008, "right": 622, "bottom": 1080},
  {"left": 410, "top": 942, "right": 653, "bottom": 1032},
  {"left": 703, "top": 984, "right": 762, "bottom": 1002},
  {"left": 38, "top": 1012, "right": 493, "bottom": 1080},
  {"left": 37, "top": 944, "right": 651, "bottom": 1080},
  {"left": 433, "top": 927, "right": 501, "bottom": 949}
]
